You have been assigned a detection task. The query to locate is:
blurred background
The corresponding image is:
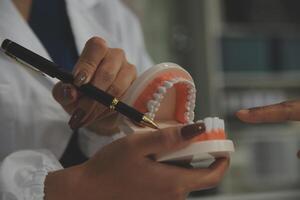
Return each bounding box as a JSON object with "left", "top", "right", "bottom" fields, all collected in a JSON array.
[{"left": 123, "top": 0, "right": 300, "bottom": 199}]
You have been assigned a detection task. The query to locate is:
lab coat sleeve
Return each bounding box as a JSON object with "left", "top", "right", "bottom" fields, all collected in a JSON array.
[
  {"left": 78, "top": 128, "right": 124, "bottom": 158},
  {"left": 0, "top": 150, "right": 62, "bottom": 200},
  {"left": 134, "top": 21, "right": 154, "bottom": 74},
  {"left": 76, "top": 8, "right": 151, "bottom": 157},
  {"left": 118, "top": 0, "right": 154, "bottom": 74}
]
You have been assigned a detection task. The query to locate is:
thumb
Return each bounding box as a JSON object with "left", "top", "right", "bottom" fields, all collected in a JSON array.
[
  {"left": 134, "top": 122, "right": 206, "bottom": 156},
  {"left": 52, "top": 82, "right": 78, "bottom": 110}
]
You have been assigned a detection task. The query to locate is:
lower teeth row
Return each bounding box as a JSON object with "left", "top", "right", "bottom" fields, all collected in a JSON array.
[{"left": 145, "top": 77, "right": 196, "bottom": 122}]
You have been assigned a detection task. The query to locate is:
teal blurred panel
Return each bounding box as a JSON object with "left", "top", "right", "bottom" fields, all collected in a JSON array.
[
  {"left": 222, "top": 37, "right": 270, "bottom": 71},
  {"left": 282, "top": 39, "right": 300, "bottom": 70}
]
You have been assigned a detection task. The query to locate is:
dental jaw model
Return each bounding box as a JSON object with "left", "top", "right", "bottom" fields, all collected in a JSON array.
[{"left": 120, "top": 63, "right": 234, "bottom": 163}]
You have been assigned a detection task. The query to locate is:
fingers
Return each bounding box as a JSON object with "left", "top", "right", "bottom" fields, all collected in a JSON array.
[
  {"left": 68, "top": 99, "right": 106, "bottom": 130},
  {"left": 52, "top": 82, "right": 78, "bottom": 113},
  {"left": 64, "top": 37, "right": 137, "bottom": 130},
  {"left": 69, "top": 51, "right": 136, "bottom": 129},
  {"left": 179, "top": 158, "right": 230, "bottom": 191},
  {"left": 90, "top": 48, "right": 125, "bottom": 91},
  {"left": 236, "top": 100, "right": 300, "bottom": 123},
  {"left": 106, "top": 62, "right": 137, "bottom": 98},
  {"left": 130, "top": 122, "right": 206, "bottom": 156},
  {"left": 73, "top": 37, "right": 108, "bottom": 86}
]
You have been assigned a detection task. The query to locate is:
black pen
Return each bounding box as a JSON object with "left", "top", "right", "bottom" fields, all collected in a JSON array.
[{"left": 1, "top": 39, "right": 158, "bottom": 129}]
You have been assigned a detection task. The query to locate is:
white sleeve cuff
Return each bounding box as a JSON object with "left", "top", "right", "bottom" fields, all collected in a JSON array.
[
  {"left": 78, "top": 128, "right": 125, "bottom": 158},
  {"left": 0, "top": 150, "right": 62, "bottom": 200}
]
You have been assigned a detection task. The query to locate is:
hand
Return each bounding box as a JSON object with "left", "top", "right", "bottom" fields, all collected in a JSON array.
[
  {"left": 44, "top": 123, "right": 230, "bottom": 200},
  {"left": 236, "top": 100, "right": 300, "bottom": 159},
  {"left": 52, "top": 37, "right": 137, "bottom": 135}
]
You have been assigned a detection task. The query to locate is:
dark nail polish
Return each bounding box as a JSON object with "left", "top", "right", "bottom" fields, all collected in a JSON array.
[
  {"left": 62, "top": 85, "right": 73, "bottom": 105},
  {"left": 181, "top": 122, "right": 206, "bottom": 140},
  {"left": 69, "top": 109, "right": 86, "bottom": 130},
  {"left": 297, "top": 150, "right": 300, "bottom": 159},
  {"left": 74, "top": 71, "right": 88, "bottom": 86}
]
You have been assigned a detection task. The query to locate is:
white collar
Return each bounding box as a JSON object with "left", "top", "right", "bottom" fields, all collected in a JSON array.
[
  {"left": 84, "top": 0, "right": 99, "bottom": 7},
  {"left": 0, "top": 0, "right": 59, "bottom": 84},
  {"left": 0, "top": 0, "right": 51, "bottom": 60},
  {"left": 80, "top": 0, "right": 107, "bottom": 8}
]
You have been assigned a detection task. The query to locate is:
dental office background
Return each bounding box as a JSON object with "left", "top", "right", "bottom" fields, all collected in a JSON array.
[{"left": 124, "top": 0, "right": 300, "bottom": 199}]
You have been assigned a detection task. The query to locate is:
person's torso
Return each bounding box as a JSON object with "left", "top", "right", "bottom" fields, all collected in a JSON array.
[{"left": 0, "top": 0, "right": 151, "bottom": 160}]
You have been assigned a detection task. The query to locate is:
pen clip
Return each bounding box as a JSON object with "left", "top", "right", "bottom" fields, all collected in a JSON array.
[{"left": 5, "top": 52, "right": 46, "bottom": 77}]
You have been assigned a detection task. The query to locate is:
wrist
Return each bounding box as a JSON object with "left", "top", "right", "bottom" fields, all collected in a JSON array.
[{"left": 44, "top": 164, "right": 86, "bottom": 200}]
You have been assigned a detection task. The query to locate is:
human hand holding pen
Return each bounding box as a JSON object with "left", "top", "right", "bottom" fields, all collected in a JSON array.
[
  {"left": 44, "top": 123, "right": 229, "bottom": 200},
  {"left": 236, "top": 100, "right": 300, "bottom": 159},
  {"left": 52, "top": 37, "right": 137, "bottom": 135}
]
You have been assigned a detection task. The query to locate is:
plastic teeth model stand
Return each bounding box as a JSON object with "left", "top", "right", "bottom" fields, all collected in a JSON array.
[{"left": 119, "top": 63, "right": 235, "bottom": 163}]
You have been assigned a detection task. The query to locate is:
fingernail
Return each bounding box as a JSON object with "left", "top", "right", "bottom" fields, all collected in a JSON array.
[
  {"left": 69, "top": 108, "right": 86, "bottom": 130},
  {"left": 62, "top": 85, "right": 73, "bottom": 105},
  {"left": 237, "top": 109, "right": 249, "bottom": 114},
  {"left": 297, "top": 150, "right": 300, "bottom": 159},
  {"left": 74, "top": 71, "right": 88, "bottom": 86},
  {"left": 181, "top": 122, "right": 206, "bottom": 140}
]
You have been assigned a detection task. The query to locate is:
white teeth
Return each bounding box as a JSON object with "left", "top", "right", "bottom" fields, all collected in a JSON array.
[
  {"left": 147, "top": 100, "right": 156, "bottom": 112},
  {"left": 188, "top": 88, "right": 196, "bottom": 95},
  {"left": 153, "top": 93, "right": 163, "bottom": 101},
  {"left": 187, "top": 94, "right": 195, "bottom": 101},
  {"left": 204, "top": 117, "right": 225, "bottom": 131},
  {"left": 189, "top": 111, "right": 195, "bottom": 121},
  {"left": 153, "top": 101, "right": 160, "bottom": 107},
  {"left": 145, "top": 112, "right": 155, "bottom": 120},
  {"left": 170, "top": 78, "right": 178, "bottom": 83},
  {"left": 158, "top": 86, "right": 167, "bottom": 94},
  {"left": 149, "top": 113, "right": 155, "bottom": 120},
  {"left": 212, "top": 117, "right": 219, "bottom": 130},
  {"left": 164, "top": 81, "right": 173, "bottom": 88},
  {"left": 204, "top": 117, "right": 213, "bottom": 132},
  {"left": 190, "top": 103, "right": 196, "bottom": 110},
  {"left": 144, "top": 77, "right": 198, "bottom": 123},
  {"left": 184, "top": 112, "right": 190, "bottom": 122},
  {"left": 186, "top": 101, "right": 191, "bottom": 108},
  {"left": 189, "top": 90, "right": 196, "bottom": 95},
  {"left": 220, "top": 119, "right": 225, "bottom": 130},
  {"left": 147, "top": 99, "right": 161, "bottom": 113},
  {"left": 147, "top": 106, "right": 154, "bottom": 113}
]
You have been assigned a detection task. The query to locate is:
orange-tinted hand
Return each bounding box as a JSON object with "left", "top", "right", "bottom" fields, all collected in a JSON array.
[{"left": 236, "top": 100, "right": 300, "bottom": 158}]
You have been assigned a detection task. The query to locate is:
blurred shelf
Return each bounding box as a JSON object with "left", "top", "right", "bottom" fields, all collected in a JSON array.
[
  {"left": 223, "top": 71, "right": 300, "bottom": 89},
  {"left": 188, "top": 190, "right": 300, "bottom": 200},
  {"left": 222, "top": 24, "right": 300, "bottom": 37}
]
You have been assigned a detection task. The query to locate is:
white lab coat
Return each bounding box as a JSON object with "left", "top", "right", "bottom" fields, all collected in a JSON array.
[{"left": 0, "top": 0, "right": 152, "bottom": 199}]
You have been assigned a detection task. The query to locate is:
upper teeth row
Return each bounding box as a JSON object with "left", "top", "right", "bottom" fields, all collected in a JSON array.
[
  {"left": 197, "top": 117, "right": 225, "bottom": 132},
  {"left": 145, "top": 77, "right": 196, "bottom": 121},
  {"left": 184, "top": 79, "right": 196, "bottom": 123}
]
